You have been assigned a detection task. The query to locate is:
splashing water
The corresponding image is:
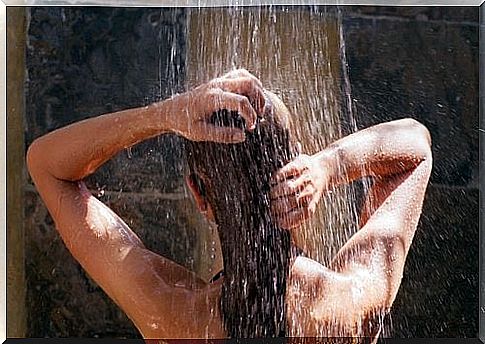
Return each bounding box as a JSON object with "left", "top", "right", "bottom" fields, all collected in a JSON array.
[{"left": 175, "top": 5, "right": 378, "bottom": 337}]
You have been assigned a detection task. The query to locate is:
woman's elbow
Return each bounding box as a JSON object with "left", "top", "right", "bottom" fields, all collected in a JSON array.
[
  {"left": 407, "top": 118, "right": 431, "bottom": 146},
  {"left": 26, "top": 139, "right": 46, "bottom": 177},
  {"left": 398, "top": 118, "right": 432, "bottom": 159}
]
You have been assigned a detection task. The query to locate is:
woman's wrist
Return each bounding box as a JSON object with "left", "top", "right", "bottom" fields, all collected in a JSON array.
[
  {"left": 312, "top": 145, "right": 342, "bottom": 187},
  {"left": 148, "top": 94, "right": 185, "bottom": 135},
  {"left": 151, "top": 90, "right": 197, "bottom": 138}
]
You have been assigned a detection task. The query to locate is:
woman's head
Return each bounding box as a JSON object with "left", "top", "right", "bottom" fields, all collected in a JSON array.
[
  {"left": 185, "top": 91, "right": 295, "bottom": 337},
  {"left": 186, "top": 91, "right": 295, "bottom": 224}
]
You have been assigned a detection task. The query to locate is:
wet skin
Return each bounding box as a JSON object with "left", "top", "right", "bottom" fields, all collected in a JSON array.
[{"left": 27, "top": 69, "right": 432, "bottom": 340}]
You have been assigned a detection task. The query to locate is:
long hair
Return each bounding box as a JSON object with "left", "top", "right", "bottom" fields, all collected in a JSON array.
[{"left": 185, "top": 91, "right": 296, "bottom": 337}]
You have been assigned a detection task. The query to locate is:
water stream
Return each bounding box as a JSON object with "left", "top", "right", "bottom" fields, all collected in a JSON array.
[{"left": 181, "top": 5, "right": 378, "bottom": 337}]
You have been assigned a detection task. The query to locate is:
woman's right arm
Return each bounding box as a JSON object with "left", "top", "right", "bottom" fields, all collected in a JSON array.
[
  {"left": 28, "top": 69, "right": 264, "bottom": 183},
  {"left": 26, "top": 69, "right": 264, "bottom": 337}
]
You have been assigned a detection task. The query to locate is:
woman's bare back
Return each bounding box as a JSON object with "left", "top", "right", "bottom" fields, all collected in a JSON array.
[{"left": 26, "top": 70, "right": 431, "bottom": 340}]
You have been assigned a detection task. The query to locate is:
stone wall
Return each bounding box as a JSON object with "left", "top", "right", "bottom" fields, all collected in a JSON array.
[
  {"left": 22, "top": 6, "right": 478, "bottom": 338},
  {"left": 341, "top": 6, "right": 479, "bottom": 337},
  {"left": 25, "top": 7, "right": 190, "bottom": 338}
]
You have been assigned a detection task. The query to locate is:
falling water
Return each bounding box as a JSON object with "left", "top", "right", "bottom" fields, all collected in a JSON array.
[
  {"left": 189, "top": 6, "right": 346, "bottom": 258},
  {"left": 182, "top": 5, "right": 375, "bottom": 337}
]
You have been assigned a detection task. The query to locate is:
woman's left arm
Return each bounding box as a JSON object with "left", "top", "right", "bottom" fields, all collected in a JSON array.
[
  {"left": 271, "top": 118, "right": 431, "bottom": 230},
  {"left": 276, "top": 118, "right": 432, "bottom": 338}
]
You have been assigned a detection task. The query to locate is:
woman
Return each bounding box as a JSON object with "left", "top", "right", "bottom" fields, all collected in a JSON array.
[{"left": 27, "top": 69, "right": 432, "bottom": 341}]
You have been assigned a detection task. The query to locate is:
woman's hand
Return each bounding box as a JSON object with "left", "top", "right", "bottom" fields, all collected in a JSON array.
[
  {"left": 270, "top": 152, "right": 335, "bottom": 230},
  {"left": 165, "top": 69, "right": 266, "bottom": 143}
]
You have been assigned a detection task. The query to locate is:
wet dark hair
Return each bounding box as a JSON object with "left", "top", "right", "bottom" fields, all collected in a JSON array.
[{"left": 185, "top": 91, "right": 296, "bottom": 338}]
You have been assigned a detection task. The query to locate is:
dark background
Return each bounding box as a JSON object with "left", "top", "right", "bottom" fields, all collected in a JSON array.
[
  {"left": 22, "top": 6, "right": 478, "bottom": 338},
  {"left": 342, "top": 6, "right": 478, "bottom": 338}
]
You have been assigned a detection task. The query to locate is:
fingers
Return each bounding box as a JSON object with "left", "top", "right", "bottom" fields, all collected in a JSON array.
[
  {"left": 272, "top": 161, "right": 308, "bottom": 185},
  {"left": 222, "top": 68, "right": 263, "bottom": 88},
  {"left": 308, "top": 191, "right": 322, "bottom": 214},
  {"left": 270, "top": 180, "right": 319, "bottom": 230},
  {"left": 215, "top": 77, "right": 265, "bottom": 115},
  {"left": 208, "top": 90, "right": 257, "bottom": 130},
  {"left": 271, "top": 192, "right": 312, "bottom": 217},
  {"left": 215, "top": 69, "right": 265, "bottom": 115},
  {"left": 270, "top": 173, "right": 310, "bottom": 199},
  {"left": 296, "top": 184, "right": 316, "bottom": 203}
]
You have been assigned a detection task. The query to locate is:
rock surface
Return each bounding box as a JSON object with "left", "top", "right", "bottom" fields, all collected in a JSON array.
[
  {"left": 25, "top": 7, "right": 188, "bottom": 338},
  {"left": 342, "top": 7, "right": 478, "bottom": 337}
]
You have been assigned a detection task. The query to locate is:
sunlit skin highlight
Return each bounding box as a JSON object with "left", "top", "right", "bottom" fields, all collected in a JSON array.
[{"left": 26, "top": 69, "right": 432, "bottom": 341}]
